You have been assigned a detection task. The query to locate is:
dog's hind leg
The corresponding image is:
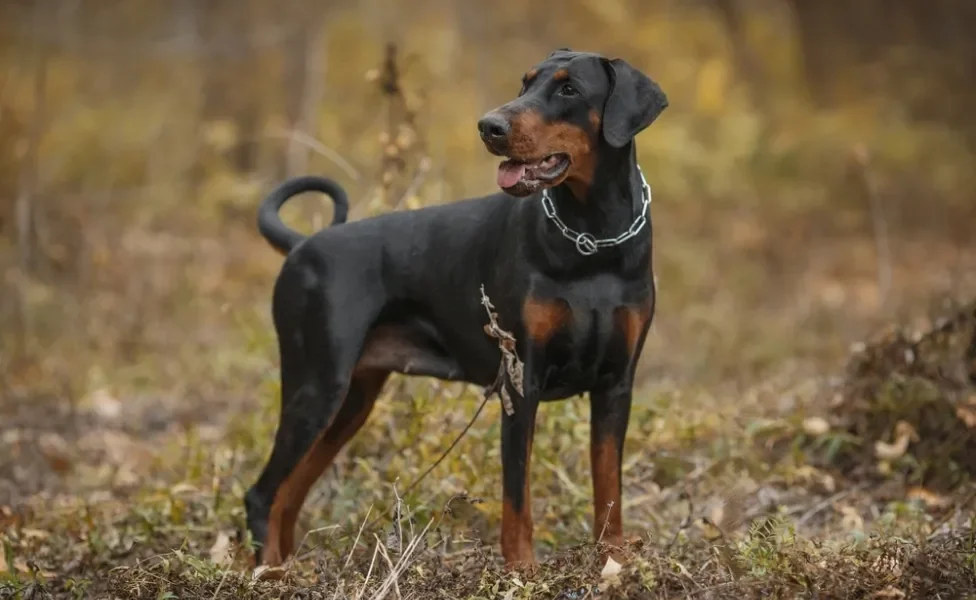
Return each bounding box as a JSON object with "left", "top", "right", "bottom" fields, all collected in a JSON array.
[
  {"left": 247, "top": 368, "right": 389, "bottom": 566},
  {"left": 245, "top": 267, "right": 384, "bottom": 567}
]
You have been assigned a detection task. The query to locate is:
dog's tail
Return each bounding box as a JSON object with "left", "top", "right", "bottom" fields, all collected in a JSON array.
[{"left": 257, "top": 175, "right": 350, "bottom": 254}]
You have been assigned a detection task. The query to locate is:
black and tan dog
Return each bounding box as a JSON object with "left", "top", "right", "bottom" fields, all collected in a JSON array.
[{"left": 246, "top": 48, "right": 668, "bottom": 569}]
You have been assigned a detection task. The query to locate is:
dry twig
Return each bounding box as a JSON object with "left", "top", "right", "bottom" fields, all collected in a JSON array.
[{"left": 480, "top": 284, "right": 523, "bottom": 416}]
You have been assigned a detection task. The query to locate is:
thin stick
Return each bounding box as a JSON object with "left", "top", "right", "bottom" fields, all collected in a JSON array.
[
  {"left": 354, "top": 542, "right": 381, "bottom": 600},
  {"left": 293, "top": 524, "right": 341, "bottom": 563},
  {"left": 345, "top": 505, "right": 374, "bottom": 571},
  {"left": 391, "top": 159, "right": 431, "bottom": 210},
  {"left": 265, "top": 128, "right": 361, "bottom": 181},
  {"left": 370, "top": 518, "right": 435, "bottom": 600},
  {"left": 374, "top": 534, "right": 403, "bottom": 600},
  {"left": 333, "top": 505, "right": 376, "bottom": 600},
  {"left": 796, "top": 483, "right": 865, "bottom": 527},
  {"left": 597, "top": 501, "right": 615, "bottom": 544},
  {"left": 211, "top": 568, "right": 231, "bottom": 600},
  {"left": 480, "top": 284, "right": 523, "bottom": 415},
  {"left": 853, "top": 145, "right": 892, "bottom": 310},
  {"left": 365, "top": 394, "right": 490, "bottom": 532},
  {"left": 392, "top": 480, "right": 404, "bottom": 555}
]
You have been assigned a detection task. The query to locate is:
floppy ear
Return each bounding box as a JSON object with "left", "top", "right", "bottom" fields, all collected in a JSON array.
[{"left": 601, "top": 58, "right": 668, "bottom": 148}]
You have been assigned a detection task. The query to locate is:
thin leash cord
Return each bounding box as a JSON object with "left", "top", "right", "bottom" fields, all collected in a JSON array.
[{"left": 363, "top": 392, "right": 491, "bottom": 532}]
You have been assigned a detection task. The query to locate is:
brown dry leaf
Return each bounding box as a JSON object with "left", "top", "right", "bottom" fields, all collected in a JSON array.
[
  {"left": 37, "top": 432, "right": 73, "bottom": 474},
  {"left": 956, "top": 395, "right": 976, "bottom": 428},
  {"left": 0, "top": 550, "right": 7, "bottom": 573},
  {"left": 906, "top": 487, "right": 949, "bottom": 510},
  {"left": 956, "top": 407, "right": 976, "bottom": 428},
  {"left": 479, "top": 285, "right": 522, "bottom": 415},
  {"left": 209, "top": 530, "right": 233, "bottom": 566},
  {"left": 252, "top": 564, "right": 286, "bottom": 581}
]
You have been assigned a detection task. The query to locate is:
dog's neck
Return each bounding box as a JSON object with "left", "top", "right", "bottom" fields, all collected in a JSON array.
[{"left": 544, "top": 142, "right": 645, "bottom": 243}]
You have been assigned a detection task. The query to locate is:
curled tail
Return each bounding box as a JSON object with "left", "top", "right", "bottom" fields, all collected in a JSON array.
[{"left": 257, "top": 175, "right": 350, "bottom": 254}]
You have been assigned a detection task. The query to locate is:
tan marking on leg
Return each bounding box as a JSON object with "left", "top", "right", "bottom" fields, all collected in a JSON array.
[
  {"left": 263, "top": 371, "right": 388, "bottom": 566},
  {"left": 502, "top": 428, "right": 537, "bottom": 570},
  {"left": 591, "top": 435, "right": 624, "bottom": 555}
]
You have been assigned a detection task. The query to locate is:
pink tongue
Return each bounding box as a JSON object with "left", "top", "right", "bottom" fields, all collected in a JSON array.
[{"left": 497, "top": 161, "right": 526, "bottom": 189}]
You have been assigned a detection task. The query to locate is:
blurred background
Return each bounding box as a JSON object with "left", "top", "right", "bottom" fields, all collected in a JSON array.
[{"left": 2, "top": 0, "right": 976, "bottom": 576}]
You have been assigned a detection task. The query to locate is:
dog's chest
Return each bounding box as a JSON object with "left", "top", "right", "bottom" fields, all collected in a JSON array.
[{"left": 520, "top": 274, "right": 652, "bottom": 396}]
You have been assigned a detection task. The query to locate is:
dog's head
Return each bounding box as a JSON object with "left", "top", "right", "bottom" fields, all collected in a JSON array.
[{"left": 477, "top": 49, "right": 668, "bottom": 199}]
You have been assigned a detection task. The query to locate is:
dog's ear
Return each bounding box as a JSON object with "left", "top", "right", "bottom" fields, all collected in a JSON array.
[
  {"left": 601, "top": 58, "right": 668, "bottom": 148},
  {"left": 548, "top": 47, "right": 573, "bottom": 57}
]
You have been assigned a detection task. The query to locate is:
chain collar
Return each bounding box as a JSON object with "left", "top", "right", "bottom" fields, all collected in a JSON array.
[{"left": 540, "top": 167, "right": 651, "bottom": 256}]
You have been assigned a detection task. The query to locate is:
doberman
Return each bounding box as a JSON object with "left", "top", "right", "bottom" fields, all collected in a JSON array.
[{"left": 246, "top": 48, "right": 668, "bottom": 570}]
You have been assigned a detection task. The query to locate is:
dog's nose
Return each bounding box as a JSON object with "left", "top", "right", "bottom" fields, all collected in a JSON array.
[{"left": 477, "top": 112, "right": 511, "bottom": 145}]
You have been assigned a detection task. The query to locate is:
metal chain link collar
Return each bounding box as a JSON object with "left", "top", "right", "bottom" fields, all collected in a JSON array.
[{"left": 540, "top": 167, "right": 651, "bottom": 256}]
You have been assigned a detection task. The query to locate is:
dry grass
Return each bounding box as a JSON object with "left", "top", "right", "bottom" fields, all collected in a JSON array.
[{"left": 3, "top": 296, "right": 976, "bottom": 599}]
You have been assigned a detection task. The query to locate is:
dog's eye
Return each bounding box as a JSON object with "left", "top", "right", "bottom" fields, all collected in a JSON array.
[{"left": 558, "top": 83, "right": 579, "bottom": 97}]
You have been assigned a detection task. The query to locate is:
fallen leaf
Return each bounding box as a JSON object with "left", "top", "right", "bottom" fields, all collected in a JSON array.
[
  {"left": 0, "top": 551, "right": 7, "bottom": 573},
  {"left": 802, "top": 417, "right": 830, "bottom": 436},
  {"left": 956, "top": 406, "right": 976, "bottom": 429},
  {"left": 707, "top": 502, "right": 725, "bottom": 528},
  {"left": 169, "top": 483, "right": 199, "bottom": 495},
  {"left": 209, "top": 530, "right": 232, "bottom": 566},
  {"left": 21, "top": 528, "right": 49, "bottom": 540},
  {"left": 875, "top": 421, "right": 917, "bottom": 461},
  {"left": 906, "top": 487, "right": 949, "bottom": 510},
  {"left": 875, "top": 439, "right": 908, "bottom": 460},
  {"left": 252, "top": 564, "right": 286, "bottom": 581},
  {"left": 88, "top": 388, "right": 122, "bottom": 421},
  {"left": 601, "top": 557, "right": 622, "bottom": 579}
]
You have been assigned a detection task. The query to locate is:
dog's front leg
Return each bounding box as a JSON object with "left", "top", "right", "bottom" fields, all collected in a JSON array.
[
  {"left": 589, "top": 381, "right": 633, "bottom": 561},
  {"left": 499, "top": 365, "right": 540, "bottom": 570}
]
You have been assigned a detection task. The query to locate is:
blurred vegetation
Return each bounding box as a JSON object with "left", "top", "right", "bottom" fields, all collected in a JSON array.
[
  {"left": 2, "top": 0, "right": 976, "bottom": 598},
  {"left": 1, "top": 0, "right": 975, "bottom": 387}
]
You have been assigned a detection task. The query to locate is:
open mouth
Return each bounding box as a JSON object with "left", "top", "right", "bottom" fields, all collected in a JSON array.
[{"left": 496, "top": 153, "right": 570, "bottom": 195}]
